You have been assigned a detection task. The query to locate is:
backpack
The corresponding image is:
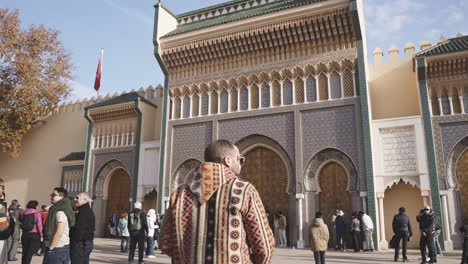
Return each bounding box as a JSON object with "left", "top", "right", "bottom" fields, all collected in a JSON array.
[
  {"left": 434, "top": 214, "right": 442, "bottom": 231},
  {"left": 128, "top": 212, "right": 141, "bottom": 231},
  {"left": 20, "top": 213, "right": 36, "bottom": 232}
]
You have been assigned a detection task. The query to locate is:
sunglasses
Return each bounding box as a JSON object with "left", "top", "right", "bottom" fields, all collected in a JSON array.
[
  {"left": 238, "top": 156, "right": 246, "bottom": 166},
  {"left": 50, "top": 193, "right": 59, "bottom": 198},
  {"left": 74, "top": 196, "right": 81, "bottom": 200}
]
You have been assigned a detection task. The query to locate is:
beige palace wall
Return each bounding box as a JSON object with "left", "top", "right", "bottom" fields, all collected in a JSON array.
[
  {"left": 368, "top": 45, "right": 421, "bottom": 120},
  {"left": 0, "top": 104, "right": 88, "bottom": 207}
]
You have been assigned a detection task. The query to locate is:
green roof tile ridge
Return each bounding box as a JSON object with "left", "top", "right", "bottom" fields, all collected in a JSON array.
[
  {"left": 416, "top": 35, "right": 468, "bottom": 57},
  {"left": 59, "top": 151, "right": 85, "bottom": 162},
  {"left": 176, "top": 0, "right": 247, "bottom": 19},
  {"left": 85, "top": 92, "right": 157, "bottom": 110},
  {"left": 163, "top": 0, "right": 325, "bottom": 37}
]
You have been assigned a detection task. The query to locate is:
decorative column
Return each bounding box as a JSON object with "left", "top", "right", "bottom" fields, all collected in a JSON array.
[
  {"left": 237, "top": 89, "right": 241, "bottom": 111},
  {"left": 459, "top": 95, "right": 465, "bottom": 114},
  {"left": 180, "top": 96, "right": 184, "bottom": 119},
  {"left": 422, "top": 190, "right": 430, "bottom": 206},
  {"left": 448, "top": 97, "right": 454, "bottom": 115},
  {"left": 280, "top": 81, "right": 284, "bottom": 106},
  {"left": 189, "top": 95, "right": 193, "bottom": 118},
  {"left": 340, "top": 73, "right": 344, "bottom": 99},
  {"left": 296, "top": 193, "right": 305, "bottom": 248},
  {"left": 292, "top": 81, "right": 296, "bottom": 105},
  {"left": 377, "top": 193, "right": 388, "bottom": 249},
  {"left": 218, "top": 91, "right": 221, "bottom": 113},
  {"left": 198, "top": 93, "right": 202, "bottom": 116},
  {"left": 327, "top": 74, "right": 331, "bottom": 100},
  {"left": 438, "top": 97, "right": 444, "bottom": 115},
  {"left": 315, "top": 76, "right": 320, "bottom": 102},
  {"left": 441, "top": 194, "right": 453, "bottom": 250},
  {"left": 227, "top": 89, "right": 232, "bottom": 113}
]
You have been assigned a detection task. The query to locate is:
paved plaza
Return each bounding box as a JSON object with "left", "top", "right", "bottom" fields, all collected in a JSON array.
[{"left": 11, "top": 238, "right": 464, "bottom": 264}]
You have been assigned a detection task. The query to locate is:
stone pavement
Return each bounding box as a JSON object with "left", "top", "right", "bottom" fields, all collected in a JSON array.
[{"left": 11, "top": 238, "right": 464, "bottom": 263}]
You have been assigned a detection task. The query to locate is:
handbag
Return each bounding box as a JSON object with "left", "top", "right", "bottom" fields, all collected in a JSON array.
[{"left": 389, "top": 235, "right": 397, "bottom": 249}]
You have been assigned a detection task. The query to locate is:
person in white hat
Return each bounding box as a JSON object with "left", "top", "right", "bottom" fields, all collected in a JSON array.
[{"left": 419, "top": 205, "right": 436, "bottom": 264}]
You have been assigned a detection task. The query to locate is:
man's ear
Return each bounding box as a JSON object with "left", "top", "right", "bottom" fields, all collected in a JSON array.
[{"left": 223, "top": 155, "right": 231, "bottom": 167}]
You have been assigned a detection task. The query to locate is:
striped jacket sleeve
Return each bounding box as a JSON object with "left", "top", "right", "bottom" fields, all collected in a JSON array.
[{"left": 242, "top": 184, "right": 275, "bottom": 264}]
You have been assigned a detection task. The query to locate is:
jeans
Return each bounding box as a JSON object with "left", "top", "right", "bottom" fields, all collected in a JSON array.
[
  {"left": 278, "top": 229, "right": 287, "bottom": 247},
  {"left": 420, "top": 233, "right": 436, "bottom": 263},
  {"left": 363, "top": 230, "right": 374, "bottom": 250},
  {"left": 146, "top": 236, "right": 155, "bottom": 256},
  {"left": 121, "top": 236, "right": 130, "bottom": 252},
  {"left": 128, "top": 231, "right": 145, "bottom": 263},
  {"left": 433, "top": 230, "right": 442, "bottom": 254},
  {"left": 336, "top": 232, "right": 345, "bottom": 250},
  {"left": 394, "top": 232, "right": 409, "bottom": 260},
  {"left": 313, "top": 251, "right": 325, "bottom": 264},
  {"left": 462, "top": 237, "right": 468, "bottom": 264},
  {"left": 6, "top": 226, "right": 20, "bottom": 260},
  {"left": 42, "top": 244, "right": 70, "bottom": 264},
  {"left": 351, "top": 230, "right": 360, "bottom": 252},
  {"left": 21, "top": 232, "right": 40, "bottom": 264},
  {"left": 70, "top": 239, "right": 93, "bottom": 264}
]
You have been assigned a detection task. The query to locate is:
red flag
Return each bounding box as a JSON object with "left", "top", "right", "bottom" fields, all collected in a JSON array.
[{"left": 94, "top": 51, "right": 103, "bottom": 91}]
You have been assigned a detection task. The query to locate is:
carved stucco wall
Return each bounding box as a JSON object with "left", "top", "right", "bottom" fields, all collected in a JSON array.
[
  {"left": 432, "top": 115, "right": 468, "bottom": 190},
  {"left": 301, "top": 105, "right": 362, "bottom": 189},
  {"left": 218, "top": 113, "right": 295, "bottom": 163},
  {"left": 380, "top": 126, "right": 417, "bottom": 174}
]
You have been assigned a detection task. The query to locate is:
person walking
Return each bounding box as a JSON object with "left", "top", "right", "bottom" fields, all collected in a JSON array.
[
  {"left": 419, "top": 205, "right": 436, "bottom": 264},
  {"left": 42, "top": 187, "right": 75, "bottom": 264},
  {"left": 350, "top": 212, "right": 360, "bottom": 252},
  {"left": 277, "top": 211, "right": 287, "bottom": 248},
  {"left": 309, "top": 212, "right": 329, "bottom": 264},
  {"left": 7, "top": 199, "right": 23, "bottom": 261},
  {"left": 20, "top": 200, "right": 43, "bottom": 264},
  {"left": 460, "top": 223, "right": 468, "bottom": 264},
  {"left": 37, "top": 205, "right": 49, "bottom": 256},
  {"left": 432, "top": 213, "right": 442, "bottom": 257},
  {"left": 359, "top": 211, "right": 374, "bottom": 252},
  {"left": 128, "top": 201, "right": 147, "bottom": 264},
  {"left": 335, "top": 210, "right": 346, "bottom": 251},
  {"left": 70, "top": 193, "right": 95, "bottom": 264},
  {"left": 392, "top": 207, "right": 413, "bottom": 262},
  {"left": 0, "top": 179, "right": 16, "bottom": 264},
  {"left": 117, "top": 213, "right": 130, "bottom": 253},
  {"left": 146, "top": 209, "right": 157, "bottom": 259},
  {"left": 108, "top": 212, "right": 117, "bottom": 238},
  {"left": 160, "top": 140, "right": 274, "bottom": 264}
]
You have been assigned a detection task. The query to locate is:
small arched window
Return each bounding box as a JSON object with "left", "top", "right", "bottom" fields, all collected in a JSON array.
[
  {"left": 330, "top": 72, "right": 341, "bottom": 99},
  {"left": 283, "top": 80, "right": 293, "bottom": 105},
  {"left": 261, "top": 84, "right": 270, "bottom": 107},
  {"left": 240, "top": 87, "right": 249, "bottom": 110},
  {"left": 182, "top": 95, "right": 190, "bottom": 118},
  {"left": 201, "top": 92, "right": 209, "bottom": 115},
  {"left": 306, "top": 77, "right": 317, "bottom": 102},
  {"left": 220, "top": 90, "right": 228, "bottom": 113}
]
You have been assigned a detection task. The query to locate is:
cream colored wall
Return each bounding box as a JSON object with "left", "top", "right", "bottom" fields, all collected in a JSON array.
[
  {"left": 368, "top": 45, "right": 421, "bottom": 120},
  {"left": 0, "top": 108, "right": 88, "bottom": 207},
  {"left": 383, "top": 181, "right": 424, "bottom": 249},
  {"left": 139, "top": 102, "right": 158, "bottom": 142}
]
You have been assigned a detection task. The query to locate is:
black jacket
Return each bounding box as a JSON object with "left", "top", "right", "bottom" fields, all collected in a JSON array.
[
  {"left": 129, "top": 208, "right": 148, "bottom": 234},
  {"left": 418, "top": 212, "right": 435, "bottom": 234},
  {"left": 70, "top": 203, "right": 95, "bottom": 242},
  {"left": 392, "top": 213, "right": 413, "bottom": 236},
  {"left": 0, "top": 217, "right": 14, "bottom": 240}
]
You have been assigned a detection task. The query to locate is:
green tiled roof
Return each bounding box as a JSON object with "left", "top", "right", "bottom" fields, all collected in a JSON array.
[
  {"left": 59, "top": 152, "right": 85, "bottom": 162},
  {"left": 416, "top": 35, "right": 468, "bottom": 57},
  {"left": 163, "top": 0, "right": 327, "bottom": 37},
  {"left": 85, "top": 92, "right": 157, "bottom": 110}
]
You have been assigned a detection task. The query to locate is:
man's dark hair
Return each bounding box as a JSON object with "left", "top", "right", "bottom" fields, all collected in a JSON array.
[
  {"left": 399, "top": 207, "right": 406, "bottom": 213},
  {"left": 54, "top": 187, "right": 68, "bottom": 197},
  {"left": 204, "top": 140, "right": 236, "bottom": 163},
  {"left": 26, "top": 200, "right": 39, "bottom": 209},
  {"left": 315, "top": 211, "right": 322, "bottom": 218},
  {"left": 41, "top": 205, "right": 47, "bottom": 210}
]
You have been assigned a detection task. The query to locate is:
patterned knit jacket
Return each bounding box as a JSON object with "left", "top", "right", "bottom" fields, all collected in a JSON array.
[{"left": 161, "top": 162, "right": 274, "bottom": 264}]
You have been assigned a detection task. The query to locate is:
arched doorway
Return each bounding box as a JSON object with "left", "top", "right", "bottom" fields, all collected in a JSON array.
[
  {"left": 384, "top": 180, "right": 423, "bottom": 249},
  {"left": 143, "top": 189, "right": 157, "bottom": 213},
  {"left": 172, "top": 159, "right": 201, "bottom": 192},
  {"left": 318, "top": 162, "right": 351, "bottom": 248},
  {"left": 457, "top": 149, "right": 468, "bottom": 224},
  {"left": 105, "top": 168, "right": 131, "bottom": 236},
  {"left": 239, "top": 146, "right": 289, "bottom": 243}
]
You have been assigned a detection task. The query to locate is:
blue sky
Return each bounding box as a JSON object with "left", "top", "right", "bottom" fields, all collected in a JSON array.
[{"left": 1, "top": 0, "right": 466, "bottom": 101}]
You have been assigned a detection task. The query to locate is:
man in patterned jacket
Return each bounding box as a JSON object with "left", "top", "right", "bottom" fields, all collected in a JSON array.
[{"left": 160, "top": 140, "right": 274, "bottom": 264}]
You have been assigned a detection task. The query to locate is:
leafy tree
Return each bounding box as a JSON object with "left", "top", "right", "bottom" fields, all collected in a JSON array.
[{"left": 0, "top": 8, "right": 72, "bottom": 156}]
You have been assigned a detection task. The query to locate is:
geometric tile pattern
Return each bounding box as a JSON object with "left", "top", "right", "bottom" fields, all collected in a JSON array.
[
  {"left": 318, "top": 73, "right": 328, "bottom": 100},
  {"left": 330, "top": 72, "right": 342, "bottom": 99},
  {"left": 306, "top": 77, "right": 317, "bottom": 102},
  {"left": 380, "top": 126, "right": 417, "bottom": 173},
  {"left": 211, "top": 91, "right": 219, "bottom": 114},
  {"left": 301, "top": 105, "right": 360, "bottom": 186},
  {"left": 272, "top": 81, "right": 281, "bottom": 106},
  {"left": 343, "top": 70, "right": 354, "bottom": 97},
  {"left": 230, "top": 89, "right": 238, "bottom": 112},
  {"left": 251, "top": 84, "right": 259, "bottom": 109},
  {"left": 294, "top": 77, "right": 304, "bottom": 103}
]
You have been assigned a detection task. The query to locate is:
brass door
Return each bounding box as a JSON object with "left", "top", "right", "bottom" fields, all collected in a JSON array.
[
  {"left": 106, "top": 168, "right": 131, "bottom": 233},
  {"left": 457, "top": 150, "right": 468, "bottom": 223},
  {"left": 239, "top": 147, "right": 289, "bottom": 221},
  {"left": 319, "top": 162, "right": 351, "bottom": 248}
]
